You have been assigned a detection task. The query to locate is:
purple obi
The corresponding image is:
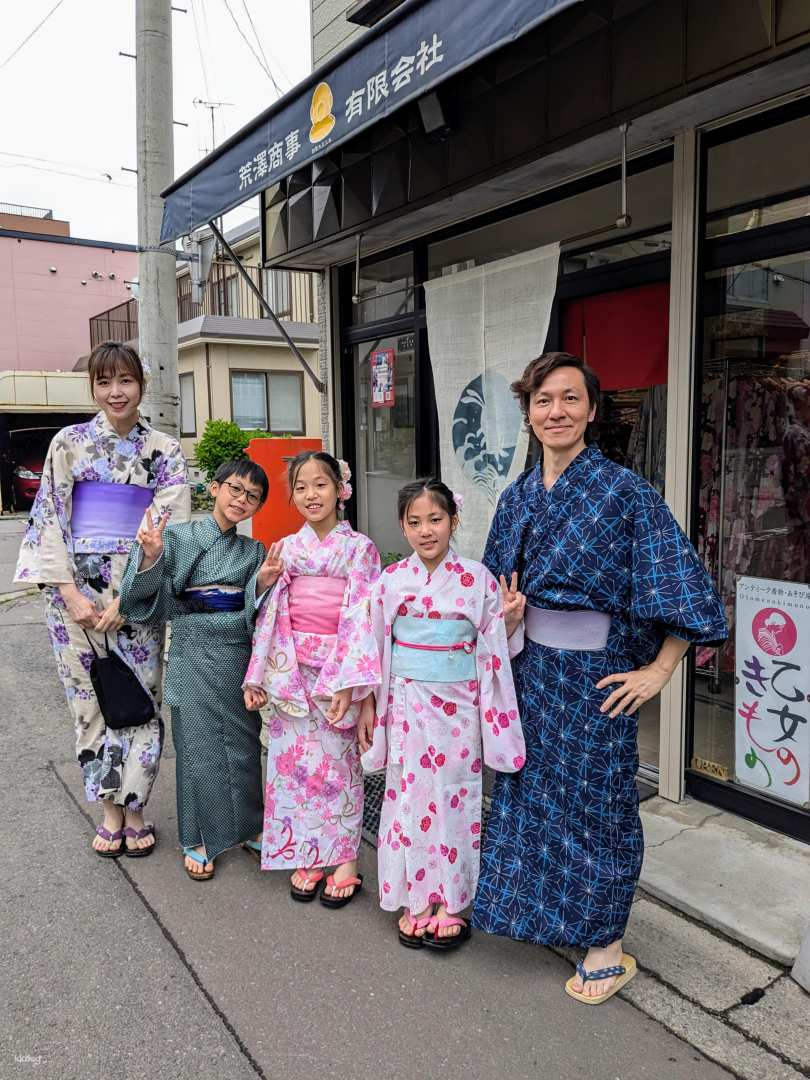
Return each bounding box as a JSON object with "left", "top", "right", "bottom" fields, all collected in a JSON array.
[
  {"left": 71, "top": 481, "right": 153, "bottom": 541},
  {"left": 289, "top": 575, "right": 346, "bottom": 636}
]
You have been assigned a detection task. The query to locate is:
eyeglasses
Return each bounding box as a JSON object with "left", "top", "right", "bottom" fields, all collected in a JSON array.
[{"left": 223, "top": 480, "right": 262, "bottom": 506}]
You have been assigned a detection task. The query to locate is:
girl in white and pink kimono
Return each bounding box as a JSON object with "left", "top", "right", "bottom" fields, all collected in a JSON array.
[
  {"left": 244, "top": 451, "right": 381, "bottom": 907},
  {"left": 358, "top": 478, "right": 526, "bottom": 951}
]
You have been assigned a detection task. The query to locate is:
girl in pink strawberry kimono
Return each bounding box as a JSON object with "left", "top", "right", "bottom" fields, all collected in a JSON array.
[
  {"left": 244, "top": 451, "right": 381, "bottom": 907},
  {"left": 359, "top": 479, "right": 525, "bottom": 950}
]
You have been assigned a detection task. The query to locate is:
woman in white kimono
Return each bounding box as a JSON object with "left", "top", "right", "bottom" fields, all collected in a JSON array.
[{"left": 15, "top": 342, "right": 189, "bottom": 858}]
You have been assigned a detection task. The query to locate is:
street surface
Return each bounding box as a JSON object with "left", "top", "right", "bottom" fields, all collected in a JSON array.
[{"left": 0, "top": 518, "right": 802, "bottom": 1080}]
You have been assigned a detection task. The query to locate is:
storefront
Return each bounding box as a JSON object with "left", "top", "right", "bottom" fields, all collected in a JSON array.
[{"left": 160, "top": 0, "right": 810, "bottom": 841}]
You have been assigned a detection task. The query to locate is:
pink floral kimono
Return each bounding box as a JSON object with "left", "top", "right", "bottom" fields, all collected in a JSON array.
[
  {"left": 245, "top": 521, "right": 381, "bottom": 871},
  {"left": 363, "top": 549, "right": 526, "bottom": 916}
]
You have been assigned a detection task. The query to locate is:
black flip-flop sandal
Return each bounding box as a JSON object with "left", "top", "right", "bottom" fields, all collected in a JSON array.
[
  {"left": 319, "top": 872, "right": 363, "bottom": 909},
  {"left": 290, "top": 869, "right": 325, "bottom": 902},
  {"left": 123, "top": 824, "right": 157, "bottom": 858},
  {"left": 398, "top": 911, "right": 434, "bottom": 948},
  {"left": 94, "top": 825, "right": 124, "bottom": 859},
  {"left": 423, "top": 916, "right": 472, "bottom": 951}
]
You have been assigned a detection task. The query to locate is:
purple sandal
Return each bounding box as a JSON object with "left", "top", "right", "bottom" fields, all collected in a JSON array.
[
  {"left": 123, "top": 824, "right": 157, "bottom": 858},
  {"left": 94, "top": 825, "right": 124, "bottom": 858}
]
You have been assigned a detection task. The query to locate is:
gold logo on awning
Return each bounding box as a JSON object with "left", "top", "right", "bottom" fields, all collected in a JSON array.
[{"left": 309, "top": 82, "right": 336, "bottom": 143}]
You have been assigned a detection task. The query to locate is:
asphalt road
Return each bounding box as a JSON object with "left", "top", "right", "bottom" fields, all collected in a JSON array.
[{"left": 0, "top": 550, "right": 733, "bottom": 1080}]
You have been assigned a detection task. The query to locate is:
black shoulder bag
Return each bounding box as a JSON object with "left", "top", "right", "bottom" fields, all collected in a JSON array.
[{"left": 83, "top": 632, "right": 157, "bottom": 730}]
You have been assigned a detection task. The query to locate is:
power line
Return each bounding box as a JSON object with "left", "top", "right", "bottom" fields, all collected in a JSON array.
[
  {"left": 0, "top": 162, "right": 136, "bottom": 190},
  {"left": 222, "top": 0, "right": 277, "bottom": 87},
  {"left": 189, "top": 0, "right": 211, "bottom": 101},
  {"left": 0, "top": 0, "right": 68, "bottom": 70},
  {"left": 241, "top": 0, "right": 283, "bottom": 97}
]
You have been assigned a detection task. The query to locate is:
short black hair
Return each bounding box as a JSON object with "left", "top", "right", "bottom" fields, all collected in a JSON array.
[
  {"left": 213, "top": 458, "right": 269, "bottom": 505},
  {"left": 397, "top": 477, "right": 458, "bottom": 522}
]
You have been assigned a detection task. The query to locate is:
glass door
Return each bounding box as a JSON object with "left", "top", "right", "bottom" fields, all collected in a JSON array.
[{"left": 353, "top": 334, "right": 417, "bottom": 559}]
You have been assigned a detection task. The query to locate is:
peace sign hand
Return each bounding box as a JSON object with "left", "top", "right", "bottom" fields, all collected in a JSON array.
[
  {"left": 136, "top": 511, "right": 169, "bottom": 571},
  {"left": 257, "top": 541, "right": 285, "bottom": 594},
  {"left": 499, "top": 572, "right": 527, "bottom": 639}
]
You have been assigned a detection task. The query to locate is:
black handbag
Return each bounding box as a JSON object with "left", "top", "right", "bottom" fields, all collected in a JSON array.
[{"left": 84, "top": 632, "right": 157, "bottom": 730}]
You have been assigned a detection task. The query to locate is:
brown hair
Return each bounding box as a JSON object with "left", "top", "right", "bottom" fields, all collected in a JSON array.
[
  {"left": 87, "top": 341, "right": 145, "bottom": 399},
  {"left": 511, "top": 351, "right": 601, "bottom": 442}
]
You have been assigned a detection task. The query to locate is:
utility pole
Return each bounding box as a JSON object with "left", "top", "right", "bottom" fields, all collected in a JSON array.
[{"left": 136, "top": 0, "right": 178, "bottom": 437}]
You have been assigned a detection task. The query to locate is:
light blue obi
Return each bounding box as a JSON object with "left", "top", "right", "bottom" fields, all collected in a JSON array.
[{"left": 391, "top": 614, "right": 476, "bottom": 683}]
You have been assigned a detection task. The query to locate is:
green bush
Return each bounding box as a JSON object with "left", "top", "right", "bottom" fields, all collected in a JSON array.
[{"left": 194, "top": 420, "right": 250, "bottom": 480}]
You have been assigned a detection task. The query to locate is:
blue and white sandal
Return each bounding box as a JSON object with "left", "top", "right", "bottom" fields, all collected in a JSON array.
[
  {"left": 241, "top": 839, "right": 262, "bottom": 863},
  {"left": 564, "top": 954, "right": 637, "bottom": 1004},
  {"left": 182, "top": 847, "right": 214, "bottom": 881}
]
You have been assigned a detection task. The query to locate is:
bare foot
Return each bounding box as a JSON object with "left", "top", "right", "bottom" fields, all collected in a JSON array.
[
  {"left": 322, "top": 859, "right": 360, "bottom": 900},
  {"left": 291, "top": 868, "right": 321, "bottom": 893},
  {"left": 569, "top": 941, "right": 624, "bottom": 998},
  {"left": 399, "top": 905, "right": 433, "bottom": 939},
  {"left": 432, "top": 903, "right": 465, "bottom": 939},
  {"left": 123, "top": 809, "right": 155, "bottom": 852},
  {"left": 92, "top": 802, "right": 124, "bottom": 853},
  {"left": 184, "top": 844, "right": 213, "bottom": 876}
]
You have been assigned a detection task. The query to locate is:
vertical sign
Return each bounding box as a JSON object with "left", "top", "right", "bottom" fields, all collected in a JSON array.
[
  {"left": 370, "top": 347, "right": 395, "bottom": 408},
  {"left": 735, "top": 577, "right": 810, "bottom": 807}
]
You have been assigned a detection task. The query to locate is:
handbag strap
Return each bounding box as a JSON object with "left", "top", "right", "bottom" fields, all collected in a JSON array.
[{"left": 83, "top": 630, "right": 111, "bottom": 657}]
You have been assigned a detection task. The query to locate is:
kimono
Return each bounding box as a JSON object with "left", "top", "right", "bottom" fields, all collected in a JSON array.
[
  {"left": 119, "top": 517, "right": 267, "bottom": 861},
  {"left": 14, "top": 412, "right": 189, "bottom": 808},
  {"left": 363, "top": 550, "right": 526, "bottom": 916},
  {"left": 473, "top": 445, "right": 727, "bottom": 947},
  {"left": 244, "top": 521, "right": 381, "bottom": 872}
]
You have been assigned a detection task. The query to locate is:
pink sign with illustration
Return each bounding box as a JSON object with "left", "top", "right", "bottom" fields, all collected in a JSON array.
[{"left": 735, "top": 578, "right": 810, "bottom": 808}]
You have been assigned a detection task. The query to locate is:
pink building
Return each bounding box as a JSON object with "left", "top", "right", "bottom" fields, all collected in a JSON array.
[{"left": 0, "top": 205, "right": 138, "bottom": 372}]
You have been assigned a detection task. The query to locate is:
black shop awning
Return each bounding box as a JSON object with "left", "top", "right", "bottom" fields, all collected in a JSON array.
[{"left": 160, "top": 0, "right": 582, "bottom": 243}]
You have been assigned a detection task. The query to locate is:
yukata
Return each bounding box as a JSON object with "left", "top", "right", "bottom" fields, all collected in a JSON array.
[
  {"left": 14, "top": 412, "right": 188, "bottom": 808},
  {"left": 119, "top": 517, "right": 267, "bottom": 861},
  {"left": 244, "top": 521, "right": 381, "bottom": 872},
  {"left": 473, "top": 445, "right": 727, "bottom": 948},
  {"left": 363, "top": 551, "right": 526, "bottom": 917}
]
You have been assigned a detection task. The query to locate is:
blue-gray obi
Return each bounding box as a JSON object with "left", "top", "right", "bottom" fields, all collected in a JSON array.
[{"left": 391, "top": 614, "right": 476, "bottom": 683}]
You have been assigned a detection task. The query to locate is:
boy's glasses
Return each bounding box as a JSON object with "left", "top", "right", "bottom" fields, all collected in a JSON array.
[{"left": 223, "top": 480, "right": 261, "bottom": 506}]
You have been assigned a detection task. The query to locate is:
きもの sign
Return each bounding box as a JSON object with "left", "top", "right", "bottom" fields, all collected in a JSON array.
[{"left": 734, "top": 577, "right": 810, "bottom": 808}]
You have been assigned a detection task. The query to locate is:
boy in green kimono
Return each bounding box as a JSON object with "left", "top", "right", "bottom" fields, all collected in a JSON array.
[{"left": 120, "top": 459, "right": 282, "bottom": 880}]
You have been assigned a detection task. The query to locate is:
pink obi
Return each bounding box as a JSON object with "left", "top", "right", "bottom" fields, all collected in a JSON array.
[{"left": 288, "top": 575, "right": 346, "bottom": 636}]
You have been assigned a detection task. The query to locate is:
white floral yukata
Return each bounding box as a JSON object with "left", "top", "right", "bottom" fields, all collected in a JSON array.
[
  {"left": 363, "top": 550, "right": 526, "bottom": 916},
  {"left": 14, "top": 412, "right": 189, "bottom": 808},
  {"left": 245, "top": 521, "right": 381, "bottom": 871}
]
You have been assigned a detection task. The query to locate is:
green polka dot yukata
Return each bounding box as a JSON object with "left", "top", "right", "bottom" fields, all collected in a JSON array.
[{"left": 120, "top": 516, "right": 267, "bottom": 861}]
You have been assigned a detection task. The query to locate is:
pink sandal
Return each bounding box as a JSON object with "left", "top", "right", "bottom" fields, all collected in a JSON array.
[
  {"left": 320, "top": 871, "right": 363, "bottom": 909},
  {"left": 398, "top": 910, "right": 435, "bottom": 949},
  {"left": 424, "top": 916, "right": 472, "bottom": 951},
  {"left": 290, "top": 868, "right": 324, "bottom": 902}
]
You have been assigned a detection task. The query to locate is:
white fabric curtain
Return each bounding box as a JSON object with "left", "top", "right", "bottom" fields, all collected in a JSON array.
[{"left": 423, "top": 243, "right": 560, "bottom": 558}]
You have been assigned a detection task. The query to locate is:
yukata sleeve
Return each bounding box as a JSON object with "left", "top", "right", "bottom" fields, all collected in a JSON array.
[
  {"left": 243, "top": 539, "right": 289, "bottom": 691},
  {"left": 630, "top": 485, "right": 728, "bottom": 647},
  {"left": 119, "top": 528, "right": 182, "bottom": 625},
  {"left": 361, "top": 574, "right": 392, "bottom": 772},
  {"left": 475, "top": 569, "right": 526, "bottom": 774},
  {"left": 241, "top": 541, "right": 269, "bottom": 634},
  {"left": 312, "top": 537, "right": 383, "bottom": 715},
  {"left": 483, "top": 488, "right": 526, "bottom": 659},
  {"left": 14, "top": 432, "right": 75, "bottom": 586},
  {"left": 149, "top": 436, "right": 190, "bottom": 524}
]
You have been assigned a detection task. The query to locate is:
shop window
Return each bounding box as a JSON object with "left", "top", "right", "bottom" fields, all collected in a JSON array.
[
  {"left": 352, "top": 252, "right": 415, "bottom": 324},
  {"left": 561, "top": 230, "right": 672, "bottom": 275},
  {"left": 179, "top": 372, "right": 196, "bottom": 437},
  {"left": 693, "top": 246, "right": 810, "bottom": 813},
  {"left": 269, "top": 372, "right": 304, "bottom": 434},
  {"left": 231, "top": 371, "right": 268, "bottom": 430}
]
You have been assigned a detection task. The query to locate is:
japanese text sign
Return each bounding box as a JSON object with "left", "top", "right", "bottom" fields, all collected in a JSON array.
[
  {"left": 735, "top": 576, "right": 810, "bottom": 808},
  {"left": 370, "top": 348, "right": 395, "bottom": 408}
]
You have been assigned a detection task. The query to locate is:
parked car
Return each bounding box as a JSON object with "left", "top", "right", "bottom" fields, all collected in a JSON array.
[{"left": 7, "top": 428, "right": 59, "bottom": 510}]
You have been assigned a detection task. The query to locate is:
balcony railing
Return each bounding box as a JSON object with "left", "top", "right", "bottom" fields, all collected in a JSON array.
[{"left": 90, "top": 265, "right": 316, "bottom": 348}]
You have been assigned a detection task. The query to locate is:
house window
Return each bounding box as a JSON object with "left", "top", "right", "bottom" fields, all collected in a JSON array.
[
  {"left": 269, "top": 372, "right": 304, "bottom": 433},
  {"left": 179, "top": 372, "right": 196, "bottom": 436},
  {"left": 231, "top": 371, "right": 269, "bottom": 430}
]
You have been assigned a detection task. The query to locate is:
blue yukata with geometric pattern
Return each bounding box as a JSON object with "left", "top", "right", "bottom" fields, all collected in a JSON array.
[{"left": 472, "top": 446, "right": 727, "bottom": 948}]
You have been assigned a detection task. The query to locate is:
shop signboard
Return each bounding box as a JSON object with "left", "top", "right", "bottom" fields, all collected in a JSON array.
[
  {"left": 370, "top": 347, "right": 395, "bottom": 408},
  {"left": 734, "top": 576, "right": 810, "bottom": 807}
]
